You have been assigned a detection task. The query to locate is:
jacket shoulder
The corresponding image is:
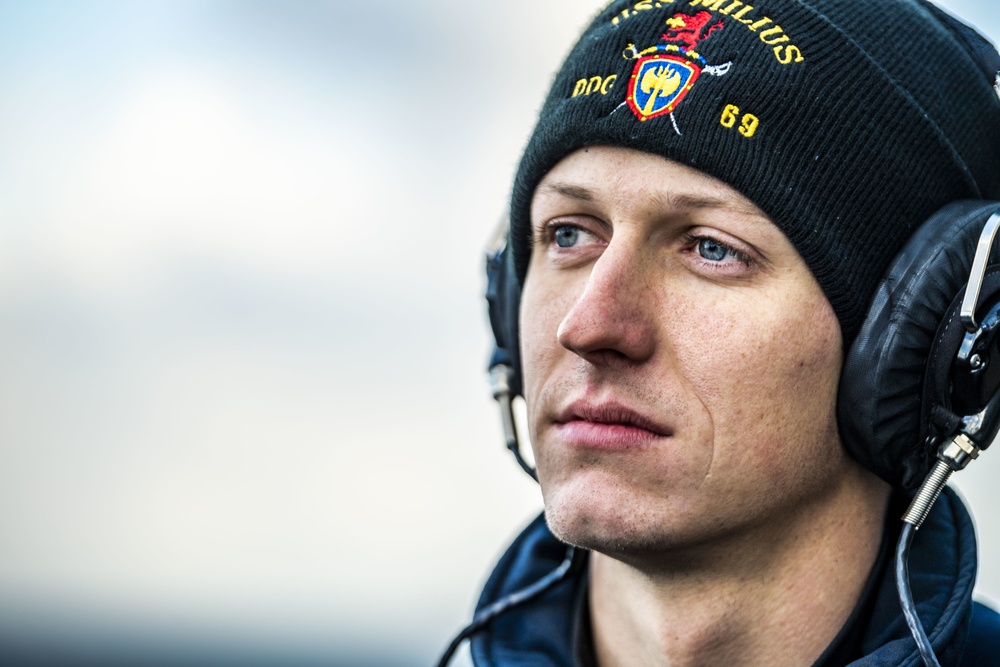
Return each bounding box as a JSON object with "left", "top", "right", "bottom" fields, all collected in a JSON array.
[{"left": 960, "top": 601, "right": 1000, "bottom": 666}]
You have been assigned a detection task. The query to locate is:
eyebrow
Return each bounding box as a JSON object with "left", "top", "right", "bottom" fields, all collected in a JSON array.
[
  {"left": 540, "top": 181, "right": 766, "bottom": 220},
  {"left": 541, "top": 182, "right": 596, "bottom": 202},
  {"left": 657, "top": 192, "right": 765, "bottom": 220}
]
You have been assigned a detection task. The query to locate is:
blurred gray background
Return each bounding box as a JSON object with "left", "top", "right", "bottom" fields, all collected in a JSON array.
[{"left": 0, "top": 1, "right": 997, "bottom": 665}]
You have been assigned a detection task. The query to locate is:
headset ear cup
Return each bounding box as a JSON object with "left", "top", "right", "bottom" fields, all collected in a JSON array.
[
  {"left": 839, "top": 201, "right": 1000, "bottom": 489},
  {"left": 485, "top": 240, "right": 523, "bottom": 397}
]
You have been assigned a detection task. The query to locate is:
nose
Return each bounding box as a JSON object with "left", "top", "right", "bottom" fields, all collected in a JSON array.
[{"left": 556, "top": 240, "right": 657, "bottom": 367}]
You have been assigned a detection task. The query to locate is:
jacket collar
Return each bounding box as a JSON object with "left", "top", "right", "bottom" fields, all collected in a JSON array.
[{"left": 470, "top": 488, "right": 978, "bottom": 667}]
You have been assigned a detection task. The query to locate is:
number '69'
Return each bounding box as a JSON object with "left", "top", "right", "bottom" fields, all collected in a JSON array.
[{"left": 720, "top": 104, "right": 760, "bottom": 138}]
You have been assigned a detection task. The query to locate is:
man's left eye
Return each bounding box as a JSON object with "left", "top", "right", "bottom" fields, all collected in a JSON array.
[
  {"left": 554, "top": 226, "right": 581, "bottom": 248},
  {"left": 697, "top": 238, "right": 736, "bottom": 262}
]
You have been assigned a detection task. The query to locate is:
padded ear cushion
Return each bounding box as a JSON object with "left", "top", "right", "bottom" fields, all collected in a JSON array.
[
  {"left": 839, "top": 200, "right": 1000, "bottom": 489},
  {"left": 485, "top": 241, "right": 524, "bottom": 396}
]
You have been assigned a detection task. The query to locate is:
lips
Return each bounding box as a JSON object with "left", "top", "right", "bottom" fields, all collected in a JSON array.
[{"left": 553, "top": 400, "right": 672, "bottom": 449}]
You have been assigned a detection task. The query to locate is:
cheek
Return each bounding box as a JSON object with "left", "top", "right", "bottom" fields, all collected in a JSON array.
[
  {"left": 675, "top": 287, "right": 843, "bottom": 464},
  {"left": 518, "top": 271, "right": 572, "bottom": 411}
]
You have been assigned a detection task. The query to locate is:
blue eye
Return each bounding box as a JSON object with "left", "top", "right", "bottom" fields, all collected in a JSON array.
[
  {"left": 554, "top": 226, "right": 580, "bottom": 248},
  {"left": 697, "top": 238, "right": 732, "bottom": 261}
]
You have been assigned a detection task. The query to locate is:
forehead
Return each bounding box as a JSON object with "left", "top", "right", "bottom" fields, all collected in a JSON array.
[{"left": 530, "top": 146, "right": 777, "bottom": 237}]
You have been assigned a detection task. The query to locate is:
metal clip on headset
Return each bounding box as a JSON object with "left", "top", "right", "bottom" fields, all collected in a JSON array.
[
  {"left": 484, "top": 217, "right": 538, "bottom": 482},
  {"left": 489, "top": 364, "right": 537, "bottom": 481},
  {"left": 897, "top": 209, "right": 1000, "bottom": 667}
]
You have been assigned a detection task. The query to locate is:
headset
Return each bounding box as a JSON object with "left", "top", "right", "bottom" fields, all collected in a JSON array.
[{"left": 438, "top": 199, "right": 1000, "bottom": 667}]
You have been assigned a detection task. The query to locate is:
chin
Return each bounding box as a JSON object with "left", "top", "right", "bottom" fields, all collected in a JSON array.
[{"left": 540, "top": 471, "right": 702, "bottom": 556}]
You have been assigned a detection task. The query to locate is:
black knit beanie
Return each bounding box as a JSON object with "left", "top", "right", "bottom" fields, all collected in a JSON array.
[{"left": 510, "top": 0, "right": 1000, "bottom": 344}]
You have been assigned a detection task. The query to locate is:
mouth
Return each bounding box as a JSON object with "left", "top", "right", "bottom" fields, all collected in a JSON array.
[{"left": 553, "top": 399, "right": 672, "bottom": 450}]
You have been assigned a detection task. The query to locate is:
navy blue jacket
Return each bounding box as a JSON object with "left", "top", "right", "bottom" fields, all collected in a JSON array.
[{"left": 469, "top": 488, "right": 1000, "bottom": 666}]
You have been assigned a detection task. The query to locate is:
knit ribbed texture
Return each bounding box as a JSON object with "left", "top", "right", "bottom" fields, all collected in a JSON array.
[{"left": 510, "top": 0, "right": 1000, "bottom": 344}]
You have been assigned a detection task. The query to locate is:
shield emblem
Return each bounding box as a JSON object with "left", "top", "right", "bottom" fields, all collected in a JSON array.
[{"left": 627, "top": 55, "right": 702, "bottom": 122}]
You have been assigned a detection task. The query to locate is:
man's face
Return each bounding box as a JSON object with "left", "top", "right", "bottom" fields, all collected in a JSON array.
[{"left": 520, "top": 146, "right": 855, "bottom": 558}]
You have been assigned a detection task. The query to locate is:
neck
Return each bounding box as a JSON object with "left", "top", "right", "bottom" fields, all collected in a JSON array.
[{"left": 589, "top": 465, "right": 891, "bottom": 667}]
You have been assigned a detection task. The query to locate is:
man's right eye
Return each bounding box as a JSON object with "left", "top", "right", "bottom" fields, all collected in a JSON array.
[{"left": 554, "top": 225, "right": 581, "bottom": 248}]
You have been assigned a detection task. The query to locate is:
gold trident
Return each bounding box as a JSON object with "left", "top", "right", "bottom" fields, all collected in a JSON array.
[{"left": 640, "top": 65, "right": 682, "bottom": 116}]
